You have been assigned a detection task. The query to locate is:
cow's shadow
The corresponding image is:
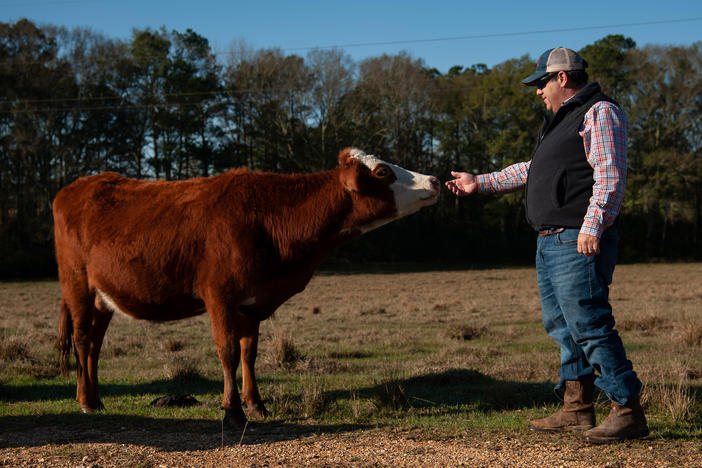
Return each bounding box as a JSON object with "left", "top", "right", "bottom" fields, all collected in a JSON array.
[
  {"left": 0, "top": 375, "right": 224, "bottom": 404},
  {"left": 0, "top": 412, "right": 367, "bottom": 450},
  {"left": 1, "top": 369, "right": 560, "bottom": 450}
]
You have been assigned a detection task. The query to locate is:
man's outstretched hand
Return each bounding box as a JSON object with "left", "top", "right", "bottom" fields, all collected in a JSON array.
[{"left": 445, "top": 171, "right": 478, "bottom": 196}]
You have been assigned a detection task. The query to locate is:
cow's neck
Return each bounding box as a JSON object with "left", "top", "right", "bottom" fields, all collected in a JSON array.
[{"left": 263, "top": 169, "right": 356, "bottom": 265}]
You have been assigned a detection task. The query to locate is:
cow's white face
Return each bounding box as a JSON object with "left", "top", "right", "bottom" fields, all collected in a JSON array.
[{"left": 348, "top": 148, "right": 439, "bottom": 232}]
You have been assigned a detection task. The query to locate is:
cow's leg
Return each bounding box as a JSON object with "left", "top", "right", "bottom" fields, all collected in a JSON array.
[
  {"left": 72, "top": 315, "right": 92, "bottom": 411},
  {"left": 72, "top": 303, "right": 111, "bottom": 413},
  {"left": 72, "top": 311, "right": 94, "bottom": 412},
  {"left": 58, "top": 270, "right": 101, "bottom": 412},
  {"left": 87, "top": 302, "right": 113, "bottom": 411},
  {"left": 206, "top": 301, "right": 247, "bottom": 428},
  {"left": 239, "top": 316, "right": 268, "bottom": 419}
]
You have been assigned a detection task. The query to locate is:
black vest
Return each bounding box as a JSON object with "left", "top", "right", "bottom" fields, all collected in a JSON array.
[{"left": 525, "top": 82, "right": 617, "bottom": 231}]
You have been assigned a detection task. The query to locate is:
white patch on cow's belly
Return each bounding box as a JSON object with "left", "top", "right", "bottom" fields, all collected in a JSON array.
[
  {"left": 357, "top": 218, "right": 394, "bottom": 234},
  {"left": 96, "top": 288, "right": 131, "bottom": 318},
  {"left": 240, "top": 296, "right": 256, "bottom": 306}
]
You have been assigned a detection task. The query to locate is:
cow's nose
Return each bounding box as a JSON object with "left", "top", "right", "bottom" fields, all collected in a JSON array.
[{"left": 428, "top": 176, "right": 440, "bottom": 194}]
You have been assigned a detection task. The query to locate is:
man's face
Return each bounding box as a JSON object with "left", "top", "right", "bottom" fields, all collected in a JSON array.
[{"left": 536, "top": 72, "right": 563, "bottom": 113}]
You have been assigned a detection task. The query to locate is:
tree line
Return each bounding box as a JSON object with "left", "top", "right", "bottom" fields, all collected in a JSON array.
[{"left": 1, "top": 19, "right": 701, "bottom": 278}]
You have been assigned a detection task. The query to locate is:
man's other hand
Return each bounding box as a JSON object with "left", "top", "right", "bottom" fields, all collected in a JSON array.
[{"left": 578, "top": 233, "right": 600, "bottom": 256}]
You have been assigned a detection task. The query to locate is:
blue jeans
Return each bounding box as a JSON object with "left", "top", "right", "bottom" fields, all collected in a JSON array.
[{"left": 535, "top": 228, "right": 641, "bottom": 406}]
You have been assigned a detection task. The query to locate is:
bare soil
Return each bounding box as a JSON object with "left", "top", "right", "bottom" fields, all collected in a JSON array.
[{"left": 2, "top": 423, "right": 701, "bottom": 467}]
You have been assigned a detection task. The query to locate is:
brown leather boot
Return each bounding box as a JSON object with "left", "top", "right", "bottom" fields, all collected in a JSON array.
[
  {"left": 582, "top": 397, "right": 649, "bottom": 444},
  {"left": 529, "top": 378, "right": 596, "bottom": 432}
]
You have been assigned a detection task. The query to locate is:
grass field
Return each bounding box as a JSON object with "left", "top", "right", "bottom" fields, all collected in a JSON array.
[{"left": 1, "top": 263, "right": 701, "bottom": 466}]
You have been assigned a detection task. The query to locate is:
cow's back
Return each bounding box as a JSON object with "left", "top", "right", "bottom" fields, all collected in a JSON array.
[
  {"left": 54, "top": 172, "right": 221, "bottom": 243},
  {"left": 53, "top": 171, "right": 241, "bottom": 310}
]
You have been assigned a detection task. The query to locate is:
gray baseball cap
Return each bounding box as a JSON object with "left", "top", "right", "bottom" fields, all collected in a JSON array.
[{"left": 522, "top": 47, "right": 588, "bottom": 85}]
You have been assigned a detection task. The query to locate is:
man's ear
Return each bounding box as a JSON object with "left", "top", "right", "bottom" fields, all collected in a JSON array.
[{"left": 338, "top": 148, "right": 360, "bottom": 192}]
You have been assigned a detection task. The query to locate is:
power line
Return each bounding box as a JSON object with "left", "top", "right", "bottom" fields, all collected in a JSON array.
[
  {"left": 3, "top": 90, "right": 225, "bottom": 105},
  {"left": 0, "top": 78, "right": 541, "bottom": 113},
  {"left": 0, "top": 100, "right": 218, "bottom": 114},
  {"left": 3, "top": 16, "right": 701, "bottom": 67},
  {"left": 0, "top": 60, "right": 640, "bottom": 109},
  {"left": 283, "top": 17, "right": 702, "bottom": 51},
  {"left": 0, "top": 0, "right": 102, "bottom": 7},
  {"left": 0, "top": 60, "right": 654, "bottom": 113},
  {"left": 0, "top": 16, "right": 693, "bottom": 113}
]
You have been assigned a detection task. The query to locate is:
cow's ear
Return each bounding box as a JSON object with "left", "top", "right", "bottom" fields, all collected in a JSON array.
[
  {"left": 339, "top": 156, "right": 361, "bottom": 192},
  {"left": 338, "top": 147, "right": 354, "bottom": 168}
]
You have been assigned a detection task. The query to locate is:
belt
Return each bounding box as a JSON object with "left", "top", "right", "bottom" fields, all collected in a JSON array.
[{"left": 538, "top": 227, "right": 566, "bottom": 236}]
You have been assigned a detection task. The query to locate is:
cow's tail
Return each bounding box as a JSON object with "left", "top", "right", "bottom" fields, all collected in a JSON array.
[{"left": 58, "top": 299, "right": 73, "bottom": 377}]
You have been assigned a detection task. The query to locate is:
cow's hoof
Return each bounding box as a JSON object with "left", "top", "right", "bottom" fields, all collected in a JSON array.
[
  {"left": 246, "top": 403, "right": 269, "bottom": 419},
  {"left": 80, "top": 401, "right": 105, "bottom": 414},
  {"left": 223, "top": 408, "right": 247, "bottom": 428}
]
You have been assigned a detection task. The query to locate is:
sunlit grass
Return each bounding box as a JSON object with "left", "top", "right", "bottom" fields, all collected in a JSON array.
[{"left": 1, "top": 263, "right": 701, "bottom": 441}]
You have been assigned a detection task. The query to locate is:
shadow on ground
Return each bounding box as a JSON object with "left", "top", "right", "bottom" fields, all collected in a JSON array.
[
  {"left": 0, "top": 375, "right": 223, "bottom": 403},
  {"left": 0, "top": 413, "right": 369, "bottom": 450},
  {"left": 1, "top": 368, "right": 555, "bottom": 410},
  {"left": 340, "top": 368, "right": 557, "bottom": 412},
  {"left": 0, "top": 369, "right": 566, "bottom": 450}
]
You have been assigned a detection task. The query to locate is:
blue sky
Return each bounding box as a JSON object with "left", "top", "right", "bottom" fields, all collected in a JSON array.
[{"left": 3, "top": 0, "right": 702, "bottom": 72}]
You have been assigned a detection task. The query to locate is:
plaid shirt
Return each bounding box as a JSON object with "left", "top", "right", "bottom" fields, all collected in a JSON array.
[{"left": 476, "top": 101, "right": 628, "bottom": 238}]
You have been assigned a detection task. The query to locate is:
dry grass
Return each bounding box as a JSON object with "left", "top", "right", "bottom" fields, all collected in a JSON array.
[
  {"left": 680, "top": 320, "right": 702, "bottom": 347},
  {"left": 640, "top": 376, "right": 695, "bottom": 424},
  {"left": 269, "top": 330, "right": 302, "bottom": 369},
  {"left": 658, "top": 381, "right": 693, "bottom": 423},
  {"left": 374, "top": 378, "right": 410, "bottom": 411},
  {"left": 619, "top": 314, "right": 669, "bottom": 332},
  {"left": 0, "top": 336, "right": 31, "bottom": 362},
  {"left": 267, "top": 383, "right": 295, "bottom": 418},
  {"left": 162, "top": 353, "right": 203, "bottom": 381},
  {"left": 446, "top": 323, "right": 487, "bottom": 341},
  {"left": 371, "top": 365, "right": 411, "bottom": 412},
  {"left": 301, "top": 378, "right": 328, "bottom": 418},
  {"left": 0, "top": 334, "right": 60, "bottom": 379},
  {"left": 2, "top": 266, "right": 700, "bottom": 393},
  {"left": 1, "top": 263, "right": 701, "bottom": 466},
  {"left": 162, "top": 338, "right": 186, "bottom": 353}
]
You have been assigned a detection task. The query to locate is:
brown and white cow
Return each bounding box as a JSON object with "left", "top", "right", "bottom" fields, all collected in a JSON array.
[{"left": 53, "top": 147, "right": 439, "bottom": 427}]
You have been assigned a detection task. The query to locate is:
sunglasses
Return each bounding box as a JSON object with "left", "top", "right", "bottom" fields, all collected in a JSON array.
[{"left": 536, "top": 73, "right": 558, "bottom": 90}]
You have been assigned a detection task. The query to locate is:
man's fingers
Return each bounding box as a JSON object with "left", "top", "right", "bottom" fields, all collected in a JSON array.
[
  {"left": 446, "top": 171, "right": 477, "bottom": 197},
  {"left": 577, "top": 233, "right": 600, "bottom": 256}
]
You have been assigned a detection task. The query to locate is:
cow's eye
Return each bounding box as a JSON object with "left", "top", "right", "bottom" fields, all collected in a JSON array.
[{"left": 375, "top": 167, "right": 390, "bottom": 178}]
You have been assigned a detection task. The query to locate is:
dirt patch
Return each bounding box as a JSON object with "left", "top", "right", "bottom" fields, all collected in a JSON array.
[{"left": 0, "top": 425, "right": 698, "bottom": 467}]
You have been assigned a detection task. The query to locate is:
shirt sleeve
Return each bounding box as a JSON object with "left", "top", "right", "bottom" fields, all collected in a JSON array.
[
  {"left": 475, "top": 161, "right": 531, "bottom": 194},
  {"left": 579, "top": 101, "right": 628, "bottom": 238}
]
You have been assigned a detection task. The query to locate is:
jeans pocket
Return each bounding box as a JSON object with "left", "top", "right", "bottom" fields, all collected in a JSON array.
[{"left": 555, "top": 229, "right": 578, "bottom": 245}]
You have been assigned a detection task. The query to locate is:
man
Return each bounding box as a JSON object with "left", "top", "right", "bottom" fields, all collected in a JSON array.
[{"left": 445, "top": 47, "right": 648, "bottom": 444}]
